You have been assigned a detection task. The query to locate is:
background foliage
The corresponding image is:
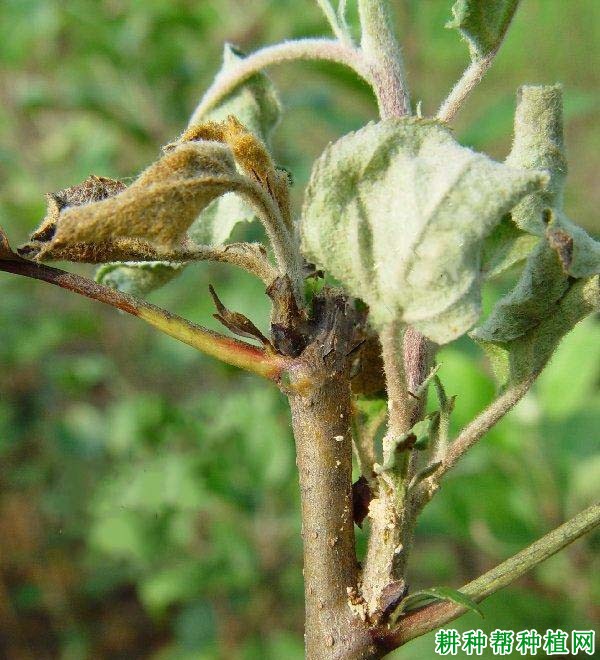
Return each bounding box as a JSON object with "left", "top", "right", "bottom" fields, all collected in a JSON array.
[{"left": 0, "top": 1, "right": 598, "bottom": 658}]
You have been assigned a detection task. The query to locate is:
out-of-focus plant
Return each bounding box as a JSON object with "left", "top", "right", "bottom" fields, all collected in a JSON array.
[{"left": 1, "top": 1, "right": 598, "bottom": 658}]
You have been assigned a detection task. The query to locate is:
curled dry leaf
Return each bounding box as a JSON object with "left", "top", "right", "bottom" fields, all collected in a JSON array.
[
  {"left": 177, "top": 116, "right": 291, "bottom": 231},
  {"left": 22, "top": 142, "right": 245, "bottom": 262},
  {"left": 99, "top": 44, "right": 283, "bottom": 296},
  {"left": 472, "top": 86, "right": 600, "bottom": 385},
  {"left": 209, "top": 284, "right": 273, "bottom": 347}
]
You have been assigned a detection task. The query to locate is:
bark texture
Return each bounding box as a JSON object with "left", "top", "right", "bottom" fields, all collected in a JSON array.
[{"left": 286, "top": 293, "right": 380, "bottom": 660}]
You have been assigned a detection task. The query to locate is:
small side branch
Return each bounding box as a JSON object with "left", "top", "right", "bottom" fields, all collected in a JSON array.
[
  {"left": 190, "top": 39, "right": 373, "bottom": 124},
  {"left": 0, "top": 255, "right": 290, "bottom": 381},
  {"left": 315, "top": 0, "right": 353, "bottom": 44},
  {"left": 361, "top": 322, "right": 415, "bottom": 616},
  {"left": 357, "top": 0, "right": 411, "bottom": 117},
  {"left": 417, "top": 375, "right": 536, "bottom": 505},
  {"left": 443, "top": 376, "right": 535, "bottom": 473},
  {"left": 437, "top": 53, "right": 496, "bottom": 124},
  {"left": 437, "top": 1, "right": 521, "bottom": 124},
  {"left": 375, "top": 502, "right": 600, "bottom": 652}
]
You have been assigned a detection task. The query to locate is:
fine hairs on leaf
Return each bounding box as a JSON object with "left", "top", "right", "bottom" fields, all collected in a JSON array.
[
  {"left": 447, "top": 0, "right": 520, "bottom": 62},
  {"left": 473, "top": 85, "right": 600, "bottom": 385},
  {"left": 97, "top": 44, "right": 282, "bottom": 296},
  {"left": 1, "top": 4, "right": 599, "bottom": 660},
  {"left": 301, "top": 117, "right": 546, "bottom": 343},
  {"left": 23, "top": 141, "right": 241, "bottom": 261}
]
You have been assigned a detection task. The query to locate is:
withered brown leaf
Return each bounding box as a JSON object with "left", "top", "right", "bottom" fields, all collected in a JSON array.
[
  {"left": 23, "top": 142, "right": 243, "bottom": 262},
  {"left": 209, "top": 284, "right": 272, "bottom": 347}
]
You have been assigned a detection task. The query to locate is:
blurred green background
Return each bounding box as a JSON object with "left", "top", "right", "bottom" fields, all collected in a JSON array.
[{"left": 0, "top": 1, "right": 598, "bottom": 658}]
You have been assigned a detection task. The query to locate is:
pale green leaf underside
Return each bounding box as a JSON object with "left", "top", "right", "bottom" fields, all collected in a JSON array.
[
  {"left": 473, "top": 240, "right": 569, "bottom": 344},
  {"left": 447, "top": 0, "right": 520, "bottom": 61},
  {"left": 481, "top": 215, "right": 539, "bottom": 279},
  {"left": 473, "top": 275, "right": 599, "bottom": 386},
  {"left": 97, "top": 261, "right": 185, "bottom": 296},
  {"left": 301, "top": 118, "right": 545, "bottom": 344}
]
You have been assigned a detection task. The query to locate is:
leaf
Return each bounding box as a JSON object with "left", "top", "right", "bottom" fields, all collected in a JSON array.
[
  {"left": 505, "top": 85, "right": 600, "bottom": 277},
  {"left": 96, "top": 261, "right": 186, "bottom": 296},
  {"left": 208, "top": 284, "right": 272, "bottom": 346},
  {"left": 184, "top": 44, "right": 282, "bottom": 248},
  {"left": 473, "top": 240, "right": 569, "bottom": 344},
  {"left": 103, "top": 45, "right": 281, "bottom": 296},
  {"left": 446, "top": 0, "right": 520, "bottom": 61},
  {"left": 547, "top": 212, "right": 600, "bottom": 278},
  {"left": 472, "top": 86, "right": 600, "bottom": 384},
  {"left": 191, "top": 44, "right": 281, "bottom": 141},
  {"left": 506, "top": 85, "right": 567, "bottom": 236},
  {"left": 23, "top": 142, "right": 240, "bottom": 262},
  {"left": 481, "top": 214, "right": 539, "bottom": 279},
  {"left": 395, "top": 586, "right": 483, "bottom": 619},
  {"left": 301, "top": 118, "right": 546, "bottom": 344},
  {"left": 474, "top": 275, "right": 599, "bottom": 385}
]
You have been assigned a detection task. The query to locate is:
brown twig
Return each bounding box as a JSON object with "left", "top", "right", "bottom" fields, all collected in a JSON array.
[
  {"left": 0, "top": 253, "right": 290, "bottom": 381},
  {"left": 374, "top": 503, "right": 600, "bottom": 653}
]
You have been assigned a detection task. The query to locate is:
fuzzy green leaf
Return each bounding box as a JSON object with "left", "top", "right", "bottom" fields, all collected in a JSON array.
[
  {"left": 481, "top": 214, "right": 539, "bottom": 279},
  {"left": 474, "top": 275, "right": 599, "bottom": 385},
  {"left": 99, "top": 45, "right": 281, "bottom": 295},
  {"left": 446, "top": 0, "right": 520, "bottom": 61},
  {"left": 506, "top": 85, "right": 567, "bottom": 235},
  {"left": 473, "top": 85, "right": 600, "bottom": 384},
  {"left": 505, "top": 85, "right": 600, "bottom": 275},
  {"left": 474, "top": 241, "right": 569, "bottom": 344},
  {"left": 96, "top": 261, "right": 185, "bottom": 296},
  {"left": 395, "top": 586, "right": 483, "bottom": 618},
  {"left": 301, "top": 118, "right": 545, "bottom": 343}
]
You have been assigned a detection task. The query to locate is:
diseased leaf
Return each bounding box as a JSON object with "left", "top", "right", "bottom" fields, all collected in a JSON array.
[
  {"left": 301, "top": 118, "right": 545, "bottom": 343},
  {"left": 446, "top": 0, "right": 520, "bottom": 61},
  {"left": 481, "top": 214, "right": 539, "bottom": 279},
  {"left": 475, "top": 275, "right": 599, "bottom": 385},
  {"left": 209, "top": 284, "right": 272, "bottom": 346},
  {"left": 506, "top": 85, "right": 567, "bottom": 235},
  {"left": 473, "top": 85, "right": 600, "bottom": 384},
  {"left": 395, "top": 586, "right": 483, "bottom": 619},
  {"left": 104, "top": 45, "right": 281, "bottom": 296},
  {"left": 183, "top": 44, "right": 282, "bottom": 247},
  {"left": 23, "top": 142, "right": 240, "bottom": 262},
  {"left": 473, "top": 241, "right": 569, "bottom": 344},
  {"left": 505, "top": 85, "right": 600, "bottom": 277},
  {"left": 547, "top": 212, "right": 600, "bottom": 278}
]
